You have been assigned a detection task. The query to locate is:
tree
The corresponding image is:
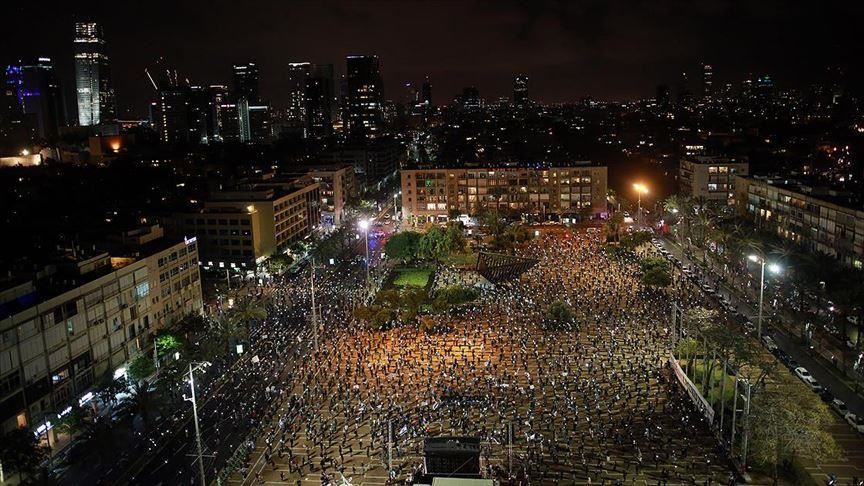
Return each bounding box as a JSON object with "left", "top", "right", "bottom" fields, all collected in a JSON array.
[
  {"left": 642, "top": 266, "right": 672, "bottom": 288},
  {"left": 233, "top": 298, "right": 268, "bottom": 323},
  {"left": 54, "top": 402, "right": 87, "bottom": 436},
  {"left": 209, "top": 311, "right": 247, "bottom": 354},
  {"left": 749, "top": 373, "right": 840, "bottom": 484},
  {"left": 95, "top": 371, "right": 127, "bottom": 412},
  {"left": 128, "top": 354, "right": 156, "bottom": 383},
  {"left": 0, "top": 427, "right": 48, "bottom": 482},
  {"left": 605, "top": 212, "right": 625, "bottom": 242},
  {"left": 545, "top": 300, "right": 575, "bottom": 326},
  {"left": 155, "top": 332, "right": 182, "bottom": 358},
  {"left": 448, "top": 208, "right": 462, "bottom": 221},
  {"left": 620, "top": 231, "right": 652, "bottom": 250},
  {"left": 266, "top": 253, "right": 293, "bottom": 274},
  {"left": 418, "top": 227, "right": 449, "bottom": 262},
  {"left": 480, "top": 209, "right": 507, "bottom": 237},
  {"left": 119, "top": 379, "right": 158, "bottom": 430},
  {"left": 444, "top": 221, "right": 467, "bottom": 254},
  {"left": 385, "top": 231, "right": 421, "bottom": 261}
]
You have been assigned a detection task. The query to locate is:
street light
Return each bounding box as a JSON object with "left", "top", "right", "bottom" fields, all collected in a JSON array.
[
  {"left": 633, "top": 183, "right": 649, "bottom": 225},
  {"left": 747, "top": 254, "right": 782, "bottom": 338},
  {"left": 358, "top": 219, "right": 371, "bottom": 298},
  {"left": 185, "top": 361, "right": 212, "bottom": 486}
]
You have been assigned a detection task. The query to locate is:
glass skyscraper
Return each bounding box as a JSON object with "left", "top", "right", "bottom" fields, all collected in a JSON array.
[{"left": 74, "top": 22, "right": 116, "bottom": 126}]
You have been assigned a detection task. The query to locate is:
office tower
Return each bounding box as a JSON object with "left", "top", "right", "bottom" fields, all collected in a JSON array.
[
  {"left": 305, "top": 77, "right": 333, "bottom": 139},
  {"left": 460, "top": 86, "right": 481, "bottom": 111},
  {"left": 702, "top": 63, "right": 713, "bottom": 99},
  {"left": 74, "top": 22, "right": 116, "bottom": 126},
  {"left": 237, "top": 97, "right": 251, "bottom": 142},
  {"left": 247, "top": 104, "right": 272, "bottom": 142},
  {"left": 344, "top": 55, "right": 384, "bottom": 140},
  {"left": 154, "top": 84, "right": 207, "bottom": 144},
  {"left": 755, "top": 74, "right": 774, "bottom": 104},
  {"left": 287, "top": 62, "right": 311, "bottom": 124},
  {"left": 207, "top": 84, "right": 229, "bottom": 141},
  {"left": 513, "top": 74, "right": 528, "bottom": 107},
  {"left": 421, "top": 76, "right": 432, "bottom": 107},
  {"left": 6, "top": 57, "right": 65, "bottom": 140},
  {"left": 218, "top": 102, "right": 241, "bottom": 142},
  {"left": 232, "top": 62, "right": 260, "bottom": 103}
]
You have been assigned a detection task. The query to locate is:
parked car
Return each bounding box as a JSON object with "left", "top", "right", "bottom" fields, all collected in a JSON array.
[
  {"left": 761, "top": 335, "right": 778, "bottom": 352},
  {"left": 831, "top": 399, "right": 849, "bottom": 417},
  {"left": 846, "top": 414, "right": 864, "bottom": 434},
  {"left": 793, "top": 367, "right": 823, "bottom": 391}
]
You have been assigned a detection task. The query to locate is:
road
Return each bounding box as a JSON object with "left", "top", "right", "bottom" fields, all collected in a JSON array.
[{"left": 657, "top": 236, "right": 864, "bottom": 482}]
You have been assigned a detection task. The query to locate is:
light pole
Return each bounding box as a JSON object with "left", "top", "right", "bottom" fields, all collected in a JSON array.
[
  {"left": 747, "top": 254, "right": 781, "bottom": 338},
  {"left": 359, "top": 219, "right": 371, "bottom": 299},
  {"left": 633, "top": 183, "right": 648, "bottom": 225},
  {"left": 393, "top": 192, "right": 401, "bottom": 220},
  {"left": 185, "top": 361, "right": 211, "bottom": 486}
]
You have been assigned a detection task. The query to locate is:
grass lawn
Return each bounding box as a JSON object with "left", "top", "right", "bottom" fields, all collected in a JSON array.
[
  {"left": 392, "top": 267, "right": 434, "bottom": 288},
  {"left": 441, "top": 252, "right": 478, "bottom": 266}
]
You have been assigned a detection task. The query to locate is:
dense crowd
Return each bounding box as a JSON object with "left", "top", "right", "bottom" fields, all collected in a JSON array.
[{"left": 229, "top": 232, "right": 734, "bottom": 485}]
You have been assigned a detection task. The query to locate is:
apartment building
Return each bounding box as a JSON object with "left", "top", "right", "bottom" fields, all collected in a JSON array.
[
  {"left": 679, "top": 156, "right": 749, "bottom": 205},
  {"left": 0, "top": 226, "right": 202, "bottom": 434},
  {"left": 400, "top": 164, "right": 608, "bottom": 223},
  {"left": 736, "top": 175, "right": 864, "bottom": 269},
  {"left": 167, "top": 181, "right": 320, "bottom": 269}
]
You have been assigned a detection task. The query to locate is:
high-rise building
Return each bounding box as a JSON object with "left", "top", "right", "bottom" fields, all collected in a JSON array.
[
  {"left": 206, "top": 85, "right": 229, "bottom": 141},
  {"left": 421, "top": 76, "right": 432, "bottom": 107},
  {"left": 287, "top": 62, "right": 311, "bottom": 125},
  {"left": 6, "top": 57, "right": 65, "bottom": 140},
  {"left": 513, "top": 74, "right": 529, "bottom": 107},
  {"left": 74, "top": 22, "right": 116, "bottom": 126},
  {"left": 702, "top": 63, "right": 713, "bottom": 99},
  {"left": 460, "top": 87, "right": 481, "bottom": 111},
  {"left": 152, "top": 83, "right": 208, "bottom": 145},
  {"left": 232, "top": 63, "right": 260, "bottom": 103},
  {"left": 344, "top": 55, "right": 384, "bottom": 140}
]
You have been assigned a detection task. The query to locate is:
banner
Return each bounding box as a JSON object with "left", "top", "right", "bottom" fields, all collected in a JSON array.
[{"left": 669, "top": 354, "right": 715, "bottom": 424}]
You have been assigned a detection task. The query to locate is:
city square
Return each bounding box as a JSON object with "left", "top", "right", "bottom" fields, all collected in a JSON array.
[{"left": 226, "top": 232, "right": 732, "bottom": 485}]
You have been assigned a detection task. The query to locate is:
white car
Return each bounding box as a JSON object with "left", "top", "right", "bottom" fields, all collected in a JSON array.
[
  {"left": 846, "top": 413, "right": 864, "bottom": 434},
  {"left": 793, "top": 367, "right": 823, "bottom": 392},
  {"left": 831, "top": 399, "right": 849, "bottom": 417},
  {"left": 761, "top": 335, "right": 778, "bottom": 352}
]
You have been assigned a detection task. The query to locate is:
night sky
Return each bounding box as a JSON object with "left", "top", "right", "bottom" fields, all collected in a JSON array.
[{"left": 4, "top": 0, "right": 863, "bottom": 117}]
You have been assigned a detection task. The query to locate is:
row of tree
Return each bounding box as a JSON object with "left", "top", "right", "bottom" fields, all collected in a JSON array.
[
  {"left": 675, "top": 307, "right": 839, "bottom": 483},
  {"left": 353, "top": 284, "right": 480, "bottom": 331},
  {"left": 385, "top": 223, "right": 467, "bottom": 262},
  {"left": 662, "top": 194, "right": 864, "bottom": 349}
]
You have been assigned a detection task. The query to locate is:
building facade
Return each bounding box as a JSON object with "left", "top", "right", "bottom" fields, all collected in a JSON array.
[
  {"left": 679, "top": 156, "right": 749, "bottom": 205},
  {"left": 344, "top": 55, "right": 384, "bottom": 140},
  {"left": 306, "top": 165, "right": 356, "bottom": 229},
  {"left": 401, "top": 164, "right": 608, "bottom": 222},
  {"left": 74, "top": 22, "right": 115, "bottom": 126},
  {"left": 736, "top": 176, "right": 864, "bottom": 269},
  {"left": 0, "top": 230, "right": 202, "bottom": 434},
  {"left": 167, "top": 182, "right": 320, "bottom": 269},
  {"left": 6, "top": 57, "right": 65, "bottom": 140}
]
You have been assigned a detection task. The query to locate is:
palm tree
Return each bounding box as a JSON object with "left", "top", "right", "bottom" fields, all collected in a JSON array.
[
  {"left": 605, "top": 212, "right": 624, "bottom": 242},
  {"left": 233, "top": 298, "right": 268, "bottom": 323},
  {"left": 119, "top": 380, "right": 158, "bottom": 430},
  {"left": 209, "top": 311, "right": 247, "bottom": 354}
]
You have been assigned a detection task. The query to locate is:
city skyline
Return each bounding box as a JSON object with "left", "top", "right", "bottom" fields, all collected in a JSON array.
[{"left": 3, "top": 0, "right": 864, "bottom": 118}]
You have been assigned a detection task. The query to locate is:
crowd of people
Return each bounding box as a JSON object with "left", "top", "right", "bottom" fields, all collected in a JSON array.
[{"left": 228, "top": 231, "right": 734, "bottom": 485}]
